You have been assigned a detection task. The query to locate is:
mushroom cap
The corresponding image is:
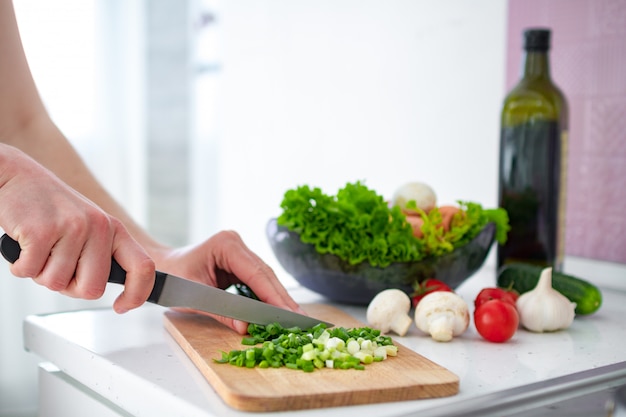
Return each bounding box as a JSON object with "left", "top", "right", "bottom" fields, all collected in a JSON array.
[
  {"left": 414, "top": 291, "right": 470, "bottom": 340},
  {"left": 391, "top": 182, "right": 437, "bottom": 213},
  {"left": 366, "top": 289, "right": 412, "bottom": 335}
]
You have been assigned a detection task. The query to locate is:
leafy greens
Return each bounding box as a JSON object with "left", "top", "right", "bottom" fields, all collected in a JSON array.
[{"left": 277, "top": 181, "right": 509, "bottom": 268}]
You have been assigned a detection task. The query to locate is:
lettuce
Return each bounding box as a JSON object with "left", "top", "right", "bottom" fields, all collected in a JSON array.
[{"left": 277, "top": 181, "right": 509, "bottom": 268}]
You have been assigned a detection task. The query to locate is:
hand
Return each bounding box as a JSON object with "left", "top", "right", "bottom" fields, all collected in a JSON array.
[
  {"left": 151, "top": 230, "right": 305, "bottom": 334},
  {"left": 0, "top": 145, "right": 155, "bottom": 313}
]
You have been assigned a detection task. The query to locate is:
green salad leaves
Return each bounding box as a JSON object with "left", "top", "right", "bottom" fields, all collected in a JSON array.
[{"left": 277, "top": 181, "right": 509, "bottom": 268}]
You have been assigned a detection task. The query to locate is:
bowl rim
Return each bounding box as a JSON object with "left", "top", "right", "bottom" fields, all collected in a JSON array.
[{"left": 266, "top": 218, "right": 496, "bottom": 304}]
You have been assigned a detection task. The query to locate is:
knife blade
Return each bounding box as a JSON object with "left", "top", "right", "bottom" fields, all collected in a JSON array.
[{"left": 0, "top": 233, "right": 332, "bottom": 328}]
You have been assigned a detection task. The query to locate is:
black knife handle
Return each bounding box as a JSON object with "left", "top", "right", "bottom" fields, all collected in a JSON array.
[
  {"left": 109, "top": 258, "right": 169, "bottom": 303},
  {"left": 0, "top": 233, "right": 21, "bottom": 264},
  {"left": 0, "top": 233, "right": 166, "bottom": 303}
]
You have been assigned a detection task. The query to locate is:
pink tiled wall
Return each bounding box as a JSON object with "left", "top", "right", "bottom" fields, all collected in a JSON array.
[{"left": 506, "top": 0, "right": 626, "bottom": 264}]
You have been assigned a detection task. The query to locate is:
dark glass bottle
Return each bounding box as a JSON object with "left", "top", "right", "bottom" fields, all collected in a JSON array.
[{"left": 497, "top": 28, "right": 569, "bottom": 271}]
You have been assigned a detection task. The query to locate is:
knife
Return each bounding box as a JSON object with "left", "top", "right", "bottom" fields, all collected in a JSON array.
[{"left": 0, "top": 233, "right": 332, "bottom": 329}]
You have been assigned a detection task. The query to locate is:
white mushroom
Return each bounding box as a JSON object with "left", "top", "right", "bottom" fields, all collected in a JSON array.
[
  {"left": 414, "top": 291, "right": 469, "bottom": 342},
  {"left": 391, "top": 181, "right": 437, "bottom": 214},
  {"left": 366, "top": 289, "right": 412, "bottom": 336}
]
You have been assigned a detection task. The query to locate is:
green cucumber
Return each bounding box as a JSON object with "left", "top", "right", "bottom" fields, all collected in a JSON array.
[{"left": 497, "top": 263, "right": 602, "bottom": 315}]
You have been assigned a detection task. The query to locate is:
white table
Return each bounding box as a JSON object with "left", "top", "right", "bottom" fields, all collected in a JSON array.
[{"left": 24, "top": 268, "right": 626, "bottom": 417}]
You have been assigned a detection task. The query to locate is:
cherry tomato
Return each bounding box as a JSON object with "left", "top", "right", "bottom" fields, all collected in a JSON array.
[
  {"left": 474, "top": 299, "right": 519, "bottom": 343},
  {"left": 411, "top": 278, "right": 453, "bottom": 308},
  {"left": 474, "top": 287, "right": 518, "bottom": 309}
]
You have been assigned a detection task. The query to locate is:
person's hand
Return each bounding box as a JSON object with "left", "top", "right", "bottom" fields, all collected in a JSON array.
[
  {"left": 0, "top": 145, "right": 155, "bottom": 313},
  {"left": 151, "top": 230, "right": 306, "bottom": 334}
]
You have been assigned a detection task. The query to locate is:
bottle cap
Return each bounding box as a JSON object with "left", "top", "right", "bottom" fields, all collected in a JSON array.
[{"left": 523, "top": 28, "right": 551, "bottom": 51}]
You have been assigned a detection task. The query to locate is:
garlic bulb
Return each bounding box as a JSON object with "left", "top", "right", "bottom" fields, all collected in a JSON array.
[{"left": 516, "top": 267, "right": 576, "bottom": 332}]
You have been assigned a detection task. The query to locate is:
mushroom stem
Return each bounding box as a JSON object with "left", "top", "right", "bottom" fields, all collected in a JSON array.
[
  {"left": 414, "top": 291, "right": 470, "bottom": 342},
  {"left": 391, "top": 314, "right": 413, "bottom": 336},
  {"left": 427, "top": 313, "right": 455, "bottom": 342}
]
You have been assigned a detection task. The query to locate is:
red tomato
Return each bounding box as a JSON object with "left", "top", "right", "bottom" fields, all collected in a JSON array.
[
  {"left": 474, "top": 299, "right": 519, "bottom": 343},
  {"left": 474, "top": 287, "right": 518, "bottom": 309},
  {"left": 411, "top": 278, "right": 453, "bottom": 308}
]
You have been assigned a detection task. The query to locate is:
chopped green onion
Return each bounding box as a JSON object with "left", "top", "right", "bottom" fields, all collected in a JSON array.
[
  {"left": 213, "top": 322, "right": 398, "bottom": 372},
  {"left": 241, "top": 337, "right": 258, "bottom": 346}
]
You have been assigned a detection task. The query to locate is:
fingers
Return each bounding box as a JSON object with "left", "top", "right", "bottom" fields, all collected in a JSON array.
[
  {"left": 213, "top": 316, "right": 249, "bottom": 335},
  {"left": 8, "top": 219, "right": 155, "bottom": 313},
  {"left": 0, "top": 148, "right": 155, "bottom": 311},
  {"left": 110, "top": 229, "right": 155, "bottom": 314},
  {"left": 58, "top": 217, "right": 114, "bottom": 299},
  {"left": 10, "top": 227, "right": 109, "bottom": 298},
  {"left": 172, "top": 308, "right": 249, "bottom": 335},
  {"left": 28, "top": 236, "right": 83, "bottom": 293},
  {"left": 9, "top": 235, "right": 58, "bottom": 282},
  {"left": 157, "top": 230, "right": 306, "bottom": 334},
  {"left": 213, "top": 231, "right": 306, "bottom": 315}
]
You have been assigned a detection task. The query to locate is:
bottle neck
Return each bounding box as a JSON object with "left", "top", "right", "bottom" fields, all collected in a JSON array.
[{"left": 521, "top": 50, "right": 551, "bottom": 80}]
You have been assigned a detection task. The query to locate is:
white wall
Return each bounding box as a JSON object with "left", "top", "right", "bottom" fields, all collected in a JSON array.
[{"left": 208, "top": 0, "right": 508, "bottom": 285}]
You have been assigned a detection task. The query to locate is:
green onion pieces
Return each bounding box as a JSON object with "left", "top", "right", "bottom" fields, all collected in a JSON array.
[{"left": 214, "top": 322, "right": 398, "bottom": 372}]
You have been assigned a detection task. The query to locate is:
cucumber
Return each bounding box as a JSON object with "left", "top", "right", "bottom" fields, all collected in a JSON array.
[{"left": 497, "top": 263, "right": 602, "bottom": 315}]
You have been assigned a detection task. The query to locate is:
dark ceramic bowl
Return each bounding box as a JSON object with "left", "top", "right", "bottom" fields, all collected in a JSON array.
[{"left": 267, "top": 218, "right": 496, "bottom": 305}]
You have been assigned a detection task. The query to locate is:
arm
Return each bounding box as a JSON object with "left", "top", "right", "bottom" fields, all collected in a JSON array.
[
  {"left": 0, "top": 0, "right": 156, "bottom": 313},
  {"left": 0, "top": 0, "right": 162, "bottom": 253},
  {"left": 0, "top": 0, "right": 302, "bottom": 331}
]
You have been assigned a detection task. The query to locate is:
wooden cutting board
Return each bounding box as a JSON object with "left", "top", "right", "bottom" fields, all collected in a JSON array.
[{"left": 164, "top": 304, "right": 459, "bottom": 412}]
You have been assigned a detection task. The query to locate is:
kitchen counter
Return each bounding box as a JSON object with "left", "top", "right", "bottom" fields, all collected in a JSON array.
[{"left": 24, "top": 267, "right": 626, "bottom": 417}]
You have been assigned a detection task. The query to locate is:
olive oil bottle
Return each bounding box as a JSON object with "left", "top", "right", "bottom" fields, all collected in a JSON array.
[{"left": 497, "top": 28, "right": 569, "bottom": 271}]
